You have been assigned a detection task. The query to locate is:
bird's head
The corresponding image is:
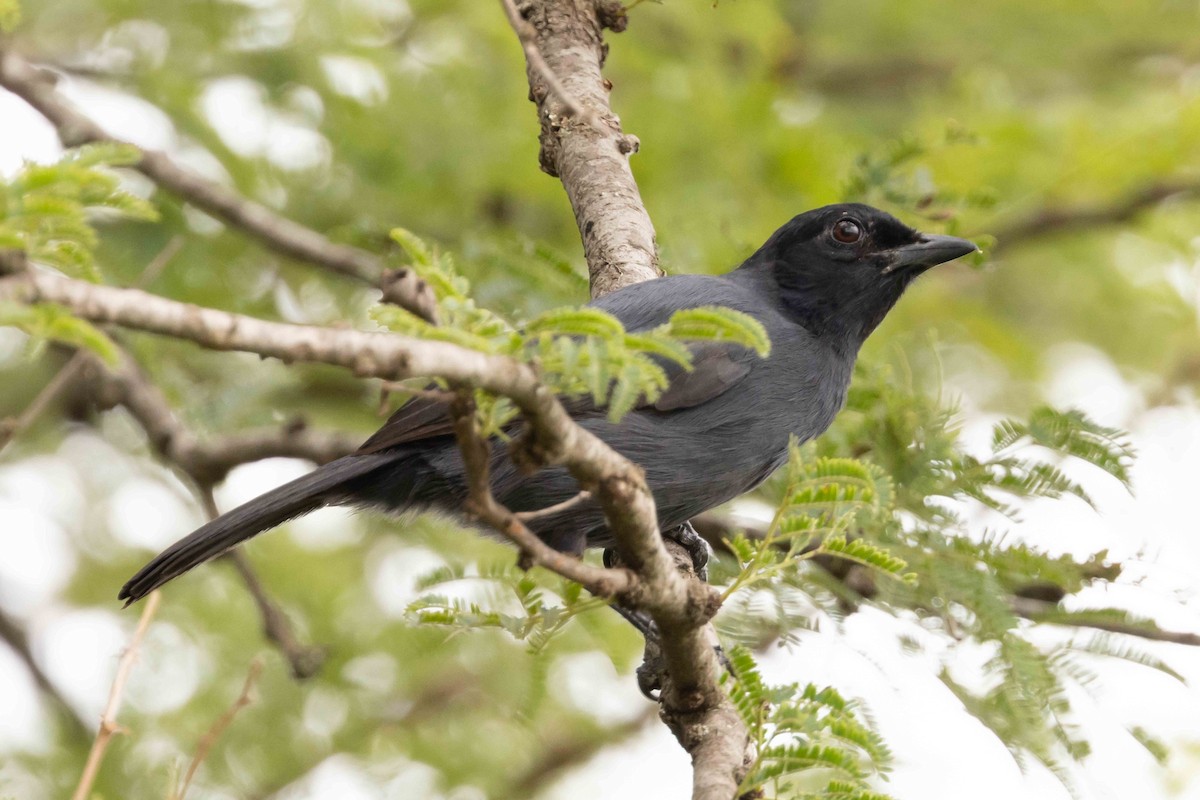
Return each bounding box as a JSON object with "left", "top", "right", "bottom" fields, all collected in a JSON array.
[{"left": 745, "top": 203, "right": 976, "bottom": 347}]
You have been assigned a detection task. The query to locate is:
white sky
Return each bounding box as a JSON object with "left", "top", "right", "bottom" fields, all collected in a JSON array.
[{"left": 1, "top": 77, "right": 1199, "bottom": 800}]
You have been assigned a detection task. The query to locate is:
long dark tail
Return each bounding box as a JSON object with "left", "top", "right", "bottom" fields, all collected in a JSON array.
[{"left": 119, "top": 453, "right": 399, "bottom": 605}]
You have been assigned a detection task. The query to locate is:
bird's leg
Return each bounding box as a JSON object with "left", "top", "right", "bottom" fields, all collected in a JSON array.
[
  {"left": 604, "top": 523, "right": 729, "bottom": 700},
  {"left": 610, "top": 603, "right": 666, "bottom": 699}
]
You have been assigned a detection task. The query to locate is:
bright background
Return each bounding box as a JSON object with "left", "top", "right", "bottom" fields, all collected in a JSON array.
[{"left": 1, "top": 1, "right": 1199, "bottom": 798}]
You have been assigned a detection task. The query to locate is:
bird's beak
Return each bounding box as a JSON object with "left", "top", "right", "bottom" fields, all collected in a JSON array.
[{"left": 882, "top": 234, "right": 978, "bottom": 275}]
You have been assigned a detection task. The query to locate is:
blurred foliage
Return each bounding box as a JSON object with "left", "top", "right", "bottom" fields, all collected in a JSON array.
[{"left": 1, "top": 0, "right": 1198, "bottom": 798}]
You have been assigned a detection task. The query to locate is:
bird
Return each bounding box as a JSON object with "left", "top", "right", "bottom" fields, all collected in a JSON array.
[{"left": 119, "top": 203, "right": 975, "bottom": 605}]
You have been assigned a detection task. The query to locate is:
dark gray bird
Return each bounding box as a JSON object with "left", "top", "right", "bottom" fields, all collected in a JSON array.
[{"left": 119, "top": 204, "right": 974, "bottom": 605}]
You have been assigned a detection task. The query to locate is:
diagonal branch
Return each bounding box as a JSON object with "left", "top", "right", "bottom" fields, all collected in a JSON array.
[
  {"left": 510, "top": 0, "right": 662, "bottom": 297},
  {"left": 449, "top": 392, "right": 635, "bottom": 597},
  {"left": 992, "top": 179, "right": 1200, "bottom": 251},
  {"left": 0, "top": 604, "right": 92, "bottom": 742},
  {"left": 172, "top": 658, "right": 264, "bottom": 800},
  {"left": 80, "top": 348, "right": 327, "bottom": 678},
  {"left": 0, "top": 48, "right": 437, "bottom": 322}
]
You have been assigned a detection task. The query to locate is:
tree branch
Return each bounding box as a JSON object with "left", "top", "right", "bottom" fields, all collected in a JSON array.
[
  {"left": 992, "top": 179, "right": 1200, "bottom": 251},
  {"left": 505, "top": 4, "right": 749, "bottom": 794},
  {"left": 1011, "top": 597, "right": 1200, "bottom": 646},
  {"left": 172, "top": 658, "right": 264, "bottom": 800},
  {"left": 0, "top": 48, "right": 438, "bottom": 322},
  {"left": 512, "top": 0, "right": 662, "bottom": 297},
  {"left": 1, "top": 260, "right": 745, "bottom": 795},
  {"left": 449, "top": 393, "right": 635, "bottom": 595},
  {"left": 78, "top": 349, "right": 328, "bottom": 678},
  {"left": 72, "top": 590, "right": 160, "bottom": 800}
]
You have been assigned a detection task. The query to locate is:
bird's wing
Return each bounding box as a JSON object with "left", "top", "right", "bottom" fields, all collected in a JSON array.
[
  {"left": 650, "top": 341, "right": 753, "bottom": 411},
  {"left": 355, "top": 341, "right": 753, "bottom": 454}
]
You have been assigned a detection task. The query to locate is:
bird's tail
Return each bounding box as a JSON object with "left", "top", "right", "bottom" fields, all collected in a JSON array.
[{"left": 118, "top": 453, "right": 397, "bottom": 605}]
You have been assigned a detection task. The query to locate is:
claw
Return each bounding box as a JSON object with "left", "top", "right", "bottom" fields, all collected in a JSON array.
[{"left": 663, "top": 521, "right": 711, "bottom": 581}]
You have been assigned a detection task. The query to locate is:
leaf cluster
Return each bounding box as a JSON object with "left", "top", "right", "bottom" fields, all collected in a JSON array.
[
  {"left": 371, "top": 228, "right": 770, "bottom": 425},
  {"left": 0, "top": 144, "right": 158, "bottom": 362},
  {"left": 716, "top": 357, "right": 1166, "bottom": 789},
  {"left": 728, "top": 647, "right": 894, "bottom": 800}
]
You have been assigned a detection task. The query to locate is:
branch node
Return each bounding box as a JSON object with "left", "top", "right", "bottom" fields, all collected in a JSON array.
[{"left": 380, "top": 267, "right": 439, "bottom": 324}]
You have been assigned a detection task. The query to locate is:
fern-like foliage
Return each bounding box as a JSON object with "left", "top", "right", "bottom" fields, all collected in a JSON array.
[
  {"left": 406, "top": 561, "right": 606, "bottom": 655},
  {"left": 715, "top": 357, "right": 1169, "bottom": 792},
  {"left": 728, "top": 647, "right": 893, "bottom": 800},
  {"left": 0, "top": 144, "right": 157, "bottom": 361},
  {"left": 723, "top": 447, "right": 906, "bottom": 599},
  {"left": 371, "top": 228, "right": 771, "bottom": 424},
  {"left": 0, "top": 143, "right": 158, "bottom": 280}
]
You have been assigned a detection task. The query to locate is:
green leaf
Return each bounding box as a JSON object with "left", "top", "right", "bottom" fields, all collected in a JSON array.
[
  {"left": 665, "top": 306, "right": 771, "bottom": 356},
  {"left": 0, "top": 303, "right": 120, "bottom": 364},
  {"left": 524, "top": 306, "right": 625, "bottom": 339}
]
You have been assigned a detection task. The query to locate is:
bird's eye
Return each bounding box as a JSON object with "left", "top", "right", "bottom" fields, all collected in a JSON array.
[{"left": 832, "top": 218, "right": 863, "bottom": 244}]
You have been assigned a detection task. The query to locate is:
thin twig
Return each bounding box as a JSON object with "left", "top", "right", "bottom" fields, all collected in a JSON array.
[
  {"left": 0, "top": 350, "right": 87, "bottom": 454},
  {"left": 992, "top": 179, "right": 1200, "bottom": 251},
  {"left": 498, "top": 0, "right": 600, "bottom": 128},
  {"left": 1011, "top": 597, "right": 1200, "bottom": 646},
  {"left": 0, "top": 49, "right": 438, "bottom": 322},
  {"left": 515, "top": 490, "right": 591, "bottom": 521},
  {"left": 172, "top": 657, "right": 264, "bottom": 800},
  {"left": 135, "top": 235, "right": 185, "bottom": 288},
  {"left": 196, "top": 466, "right": 326, "bottom": 680},
  {"left": 222, "top": 550, "right": 326, "bottom": 679},
  {"left": 72, "top": 590, "right": 161, "bottom": 800},
  {"left": 449, "top": 392, "right": 635, "bottom": 597}
]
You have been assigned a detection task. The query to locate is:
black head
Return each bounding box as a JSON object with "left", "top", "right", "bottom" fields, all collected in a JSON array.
[{"left": 742, "top": 203, "right": 976, "bottom": 348}]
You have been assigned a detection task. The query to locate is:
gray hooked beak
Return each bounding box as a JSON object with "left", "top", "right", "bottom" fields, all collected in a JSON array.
[{"left": 882, "top": 234, "right": 978, "bottom": 275}]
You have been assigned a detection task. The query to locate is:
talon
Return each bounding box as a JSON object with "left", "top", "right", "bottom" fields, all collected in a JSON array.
[{"left": 663, "top": 521, "right": 711, "bottom": 582}]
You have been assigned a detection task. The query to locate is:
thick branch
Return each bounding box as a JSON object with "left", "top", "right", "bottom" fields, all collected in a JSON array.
[
  {"left": 513, "top": 0, "right": 661, "bottom": 296},
  {"left": 506, "top": 5, "right": 749, "bottom": 793},
  {"left": 0, "top": 48, "right": 437, "bottom": 322},
  {"left": 993, "top": 179, "right": 1200, "bottom": 251},
  {"left": 90, "top": 357, "right": 358, "bottom": 483}
]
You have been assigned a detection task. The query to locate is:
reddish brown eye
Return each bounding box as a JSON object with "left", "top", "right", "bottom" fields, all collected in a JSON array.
[{"left": 832, "top": 219, "right": 863, "bottom": 244}]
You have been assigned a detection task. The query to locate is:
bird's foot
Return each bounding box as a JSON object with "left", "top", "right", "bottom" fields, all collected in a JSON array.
[
  {"left": 663, "top": 520, "right": 711, "bottom": 582},
  {"left": 610, "top": 603, "right": 733, "bottom": 700},
  {"left": 602, "top": 520, "right": 711, "bottom": 582}
]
